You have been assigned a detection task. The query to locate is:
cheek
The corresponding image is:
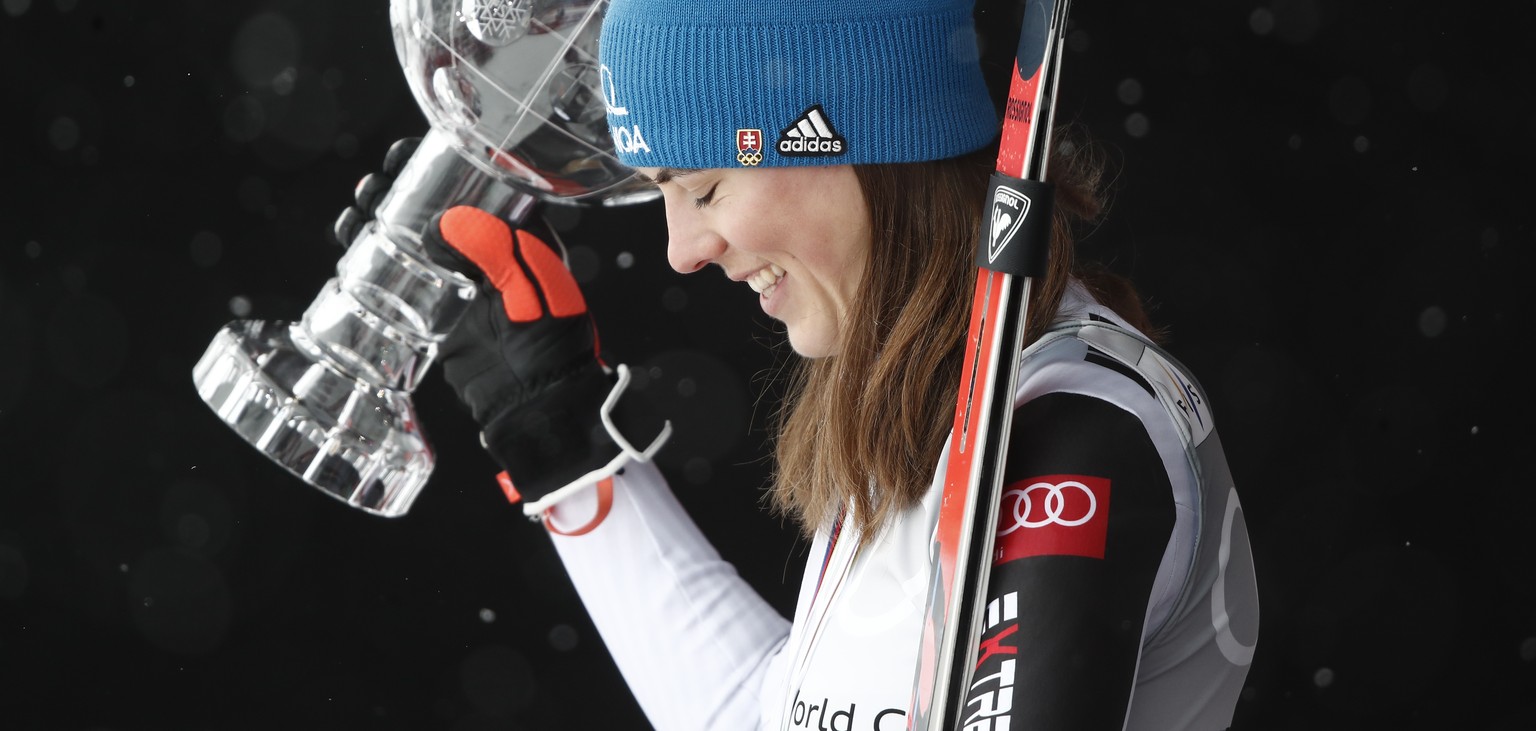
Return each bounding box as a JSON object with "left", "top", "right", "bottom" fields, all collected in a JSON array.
[
  {"left": 720, "top": 212, "right": 774, "bottom": 255},
  {"left": 820, "top": 210, "right": 872, "bottom": 301}
]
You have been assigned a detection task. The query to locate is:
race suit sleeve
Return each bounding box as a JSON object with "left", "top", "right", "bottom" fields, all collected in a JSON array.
[
  {"left": 542, "top": 460, "right": 792, "bottom": 730},
  {"left": 962, "top": 391, "right": 1177, "bottom": 731}
]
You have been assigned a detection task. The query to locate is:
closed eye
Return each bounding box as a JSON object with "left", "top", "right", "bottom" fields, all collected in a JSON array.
[{"left": 693, "top": 183, "right": 719, "bottom": 209}]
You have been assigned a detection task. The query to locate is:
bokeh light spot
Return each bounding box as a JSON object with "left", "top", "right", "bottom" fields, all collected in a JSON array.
[
  {"left": 1313, "top": 667, "right": 1335, "bottom": 688},
  {"left": 229, "top": 296, "right": 252, "bottom": 317},
  {"left": 1116, "top": 78, "right": 1143, "bottom": 106},
  {"left": 1353, "top": 135, "right": 1370, "bottom": 153},
  {"left": 542, "top": 203, "right": 581, "bottom": 231},
  {"left": 1066, "top": 29, "right": 1090, "bottom": 53},
  {"left": 127, "top": 548, "right": 232, "bottom": 655},
  {"left": 160, "top": 479, "right": 234, "bottom": 556},
  {"left": 48, "top": 116, "right": 80, "bottom": 150},
  {"left": 177, "top": 514, "right": 210, "bottom": 550},
  {"left": 566, "top": 244, "right": 599, "bottom": 284},
  {"left": 2, "top": 0, "right": 30, "bottom": 18},
  {"left": 479, "top": 608, "right": 496, "bottom": 623},
  {"left": 1418, "top": 305, "right": 1447, "bottom": 338},
  {"left": 639, "top": 350, "right": 750, "bottom": 469},
  {"left": 1272, "top": 0, "right": 1322, "bottom": 44},
  {"left": 548, "top": 624, "right": 578, "bottom": 652},
  {"left": 190, "top": 230, "right": 222, "bottom": 268},
  {"left": 1249, "top": 8, "right": 1275, "bottom": 35},
  {"left": 616, "top": 251, "right": 635, "bottom": 269},
  {"left": 272, "top": 67, "right": 298, "bottom": 96},
  {"left": 258, "top": 68, "right": 341, "bottom": 164},
  {"left": 1124, "top": 112, "right": 1150, "bottom": 139},
  {"left": 231, "top": 12, "right": 301, "bottom": 90},
  {"left": 1481, "top": 227, "right": 1499, "bottom": 250},
  {"left": 662, "top": 286, "right": 688, "bottom": 312}
]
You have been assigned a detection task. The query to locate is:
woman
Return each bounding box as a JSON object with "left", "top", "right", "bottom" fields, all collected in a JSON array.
[{"left": 404, "top": 0, "right": 1260, "bottom": 727}]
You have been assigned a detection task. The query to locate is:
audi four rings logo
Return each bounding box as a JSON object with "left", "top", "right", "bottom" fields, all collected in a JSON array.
[
  {"left": 993, "top": 474, "right": 1111, "bottom": 562},
  {"left": 999, "top": 481, "right": 1097, "bottom": 534}
]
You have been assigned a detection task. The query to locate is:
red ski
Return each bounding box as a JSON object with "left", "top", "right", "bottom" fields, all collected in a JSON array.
[{"left": 907, "top": 1, "right": 1074, "bottom": 728}]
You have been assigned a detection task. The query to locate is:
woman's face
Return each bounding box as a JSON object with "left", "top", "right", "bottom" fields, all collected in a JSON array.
[{"left": 639, "top": 165, "right": 871, "bottom": 358}]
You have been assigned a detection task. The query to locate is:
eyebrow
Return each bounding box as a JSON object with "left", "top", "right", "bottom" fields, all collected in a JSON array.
[{"left": 639, "top": 167, "right": 699, "bottom": 185}]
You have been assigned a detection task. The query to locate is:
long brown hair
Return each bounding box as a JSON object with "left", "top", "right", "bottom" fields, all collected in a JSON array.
[{"left": 770, "top": 128, "right": 1155, "bottom": 544}]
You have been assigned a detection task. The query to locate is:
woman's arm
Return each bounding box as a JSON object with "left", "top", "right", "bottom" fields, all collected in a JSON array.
[
  {"left": 546, "top": 462, "right": 792, "bottom": 730},
  {"left": 963, "top": 390, "right": 1179, "bottom": 730}
]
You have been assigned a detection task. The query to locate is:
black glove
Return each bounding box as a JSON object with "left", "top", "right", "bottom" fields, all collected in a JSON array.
[
  {"left": 335, "top": 139, "right": 668, "bottom": 513},
  {"left": 332, "top": 137, "right": 422, "bottom": 248},
  {"left": 423, "top": 205, "right": 669, "bottom": 509}
]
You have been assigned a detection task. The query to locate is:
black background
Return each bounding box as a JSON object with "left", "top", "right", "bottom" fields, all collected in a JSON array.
[{"left": 3, "top": 0, "right": 1534, "bottom": 729}]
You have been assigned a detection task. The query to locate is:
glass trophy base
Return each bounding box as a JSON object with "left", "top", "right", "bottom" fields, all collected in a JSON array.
[{"left": 192, "top": 319, "right": 433, "bottom": 517}]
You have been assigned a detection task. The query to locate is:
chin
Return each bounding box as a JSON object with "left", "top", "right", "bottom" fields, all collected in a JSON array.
[{"left": 785, "top": 326, "right": 837, "bottom": 359}]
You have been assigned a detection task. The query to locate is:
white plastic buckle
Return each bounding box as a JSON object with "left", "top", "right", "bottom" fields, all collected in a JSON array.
[{"left": 519, "top": 363, "right": 672, "bottom": 518}]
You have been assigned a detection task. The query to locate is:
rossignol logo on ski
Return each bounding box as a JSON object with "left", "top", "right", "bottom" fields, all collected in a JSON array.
[
  {"left": 736, "top": 128, "right": 764, "bottom": 166},
  {"left": 1005, "top": 97, "right": 1034, "bottom": 124},
  {"left": 777, "top": 104, "right": 846, "bottom": 157},
  {"left": 988, "top": 185, "right": 1031, "bottom": 263}
]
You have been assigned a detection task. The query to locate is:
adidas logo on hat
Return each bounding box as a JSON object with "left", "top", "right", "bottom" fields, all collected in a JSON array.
[{"left": 777, "top": 104, "right": 846, "bottom": 157}]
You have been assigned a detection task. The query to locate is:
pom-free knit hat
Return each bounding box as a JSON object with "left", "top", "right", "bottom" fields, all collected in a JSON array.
[{"left": 599, "top": 0, "right": 998, "bottom": 169}]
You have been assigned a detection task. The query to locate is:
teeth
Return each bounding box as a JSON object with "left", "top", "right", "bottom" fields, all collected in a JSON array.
[{"left": 747, "top": 265, "right": 785, "bottom": 294}]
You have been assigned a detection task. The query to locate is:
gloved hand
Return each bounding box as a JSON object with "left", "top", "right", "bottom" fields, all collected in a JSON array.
[
  {"left": 422, "top": 205, "right": 670, "bottom": 516},
  {"left": 332, "top": 137, "right": 422, "bottom": 248},
  {"left": 334, "top": 138, "right": 670, "bottom": 520}
]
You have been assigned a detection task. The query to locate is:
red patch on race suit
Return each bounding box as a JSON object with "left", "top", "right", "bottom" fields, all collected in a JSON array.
[{"left": 993, "top": 474, "right": 1111, "bottom": 563}]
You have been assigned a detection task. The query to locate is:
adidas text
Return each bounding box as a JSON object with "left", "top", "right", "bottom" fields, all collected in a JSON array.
[{"left": 779, "top": 138, "right": 843, "bottom": 154}]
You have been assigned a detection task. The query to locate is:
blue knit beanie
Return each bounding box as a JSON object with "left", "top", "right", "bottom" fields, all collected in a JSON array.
[{"left": 598, "top": 0, "right": 997, "bottom": 169}]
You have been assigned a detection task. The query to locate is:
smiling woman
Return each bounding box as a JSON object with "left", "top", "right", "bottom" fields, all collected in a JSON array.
[
  {"left": 642, "top": 164, "right": 870, "bottom": 358},
  {"left": 403, "top": 0, "right": 1260, "bottom": 728}
]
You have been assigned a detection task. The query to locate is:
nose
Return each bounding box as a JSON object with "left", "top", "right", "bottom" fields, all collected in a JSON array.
[{"left": 663, "top": 200, "right": 726, "bottom": 274}]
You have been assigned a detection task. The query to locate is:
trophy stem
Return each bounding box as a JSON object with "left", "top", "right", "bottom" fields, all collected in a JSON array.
[
  {"left": 193, "top": 127, "right": 538, "bottom": 516},
  {"left": 375, "top": 127, "right": 539, "bottom": 238}
]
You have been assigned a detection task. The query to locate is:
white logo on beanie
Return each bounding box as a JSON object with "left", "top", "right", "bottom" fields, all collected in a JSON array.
[
  {"left": 601, "top": 64, "right": 650, "bottom": 154},
  {"left": 776, "top": 105, "right": 845, "bottom": 157},
  {"left": 600, "top": 65, "right": 629, "bottom": 116}
]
